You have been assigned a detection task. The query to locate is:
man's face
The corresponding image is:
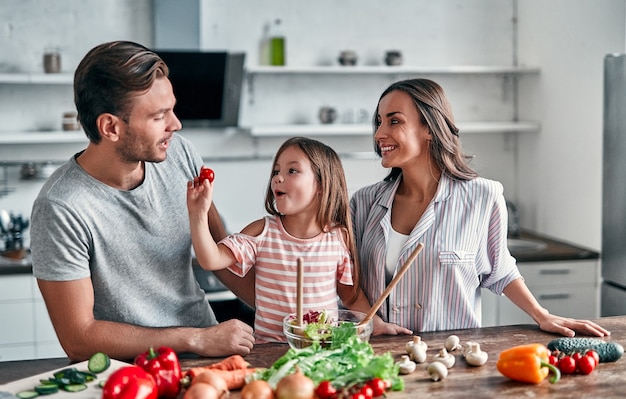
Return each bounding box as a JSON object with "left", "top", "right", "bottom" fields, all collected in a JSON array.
[{"left": 116, "top": 77, "right": 182, "bottom": 164}]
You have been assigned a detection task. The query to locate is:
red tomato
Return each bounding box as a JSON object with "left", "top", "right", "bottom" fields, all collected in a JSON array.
[
  {"left": 586, "top": 350, "right": 600, "bottom": 367},
  {"left": 578, "top": 355, "right": 596, "bottom": 375},
  {"left": 199, "top": 167, "right": 214, "bottom": 183},
  {"left": 558, "top": 356, "right": 577, "bottom": 374},
  {"left": 367, "top": 378, "right": 387, "bottom": 397},
  {"left": 314, "top": 381, "right": 337, "bottom": 399},
  {"left": 548, "top": 354, "right": 559, "bottom": 366},
  {"left": 359, "top": 385, "right": 374, "bottom": 399},
  {"left": 351, "top": 394, "right": 366, "bottom": 399}
]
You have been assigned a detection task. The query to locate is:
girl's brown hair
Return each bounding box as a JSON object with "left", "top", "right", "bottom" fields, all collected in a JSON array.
[{"left": 264, "top": 137, "right": 361, "bottom": 301}]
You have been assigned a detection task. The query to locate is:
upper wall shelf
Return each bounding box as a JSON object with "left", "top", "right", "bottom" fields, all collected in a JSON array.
[
  {"left": 246, "top": 65, "right": 541, "bottom": 75},
  {"left": 0, "top": 73, "right": 74, "bottom": 84},
  {"left": 249, "top": 121, "right": 540, "bottom": 137}
]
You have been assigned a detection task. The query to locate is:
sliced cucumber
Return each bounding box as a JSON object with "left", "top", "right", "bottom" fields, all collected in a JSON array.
[
  {"left": 16, "top": 391, "right": 39, "bottom": 399},
  {"left": 34, "top": 384, "right": 58, "bottom": 395},
  {"left": 63, "top": 384, "right": 88, "bottom": 393},
  {"left": 88, "top": 352, "right": 111, "bottom": 373}
]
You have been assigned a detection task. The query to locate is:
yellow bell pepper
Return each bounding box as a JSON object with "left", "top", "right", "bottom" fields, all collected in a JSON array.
[{"left": 496, "top": 343, "right": 561, "bottom": 384}]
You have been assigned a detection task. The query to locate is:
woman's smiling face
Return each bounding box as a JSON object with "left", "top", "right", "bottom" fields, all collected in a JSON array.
[{"left": 374, "top": 90, "right": 431, "bottom": 170}]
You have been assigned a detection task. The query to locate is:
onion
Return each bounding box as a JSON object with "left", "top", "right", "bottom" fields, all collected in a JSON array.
[
  {"left": 191, "top": 370, "right": 229, "bottom": 398},
  {"left": 183, "top": 382, "right": 220, "bottom": 399},
  {"left": 275, "top": 367, "right": 315, "bottom": 399},
  {"left": 241, "top": 379, "right": 275, "bottom": 399}
]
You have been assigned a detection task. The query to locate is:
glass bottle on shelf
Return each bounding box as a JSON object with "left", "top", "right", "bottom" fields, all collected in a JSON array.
[{"left": 269, "top": 19, "right": 285, "bottom": 66}]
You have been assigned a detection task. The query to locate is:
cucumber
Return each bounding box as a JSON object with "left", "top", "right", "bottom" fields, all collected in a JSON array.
[
  {"left": 34, "top": 384, "right": 58, "bottom": 395},
  {"left": 15, "top": 391, "right": 39, "bottom": 399},
  {"left": 87, "top": 352, "right": 111, "bottom": 373},
  {"left": 547, "top": 337, "right": 624, "bottom": 362}
]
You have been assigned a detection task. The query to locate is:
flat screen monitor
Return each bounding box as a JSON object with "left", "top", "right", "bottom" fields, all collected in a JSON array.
[{"left": 156, "top": 50, "right": 245, "bottom": 127}]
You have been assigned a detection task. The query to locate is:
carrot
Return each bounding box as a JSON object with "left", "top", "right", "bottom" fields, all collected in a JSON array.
[
  {"left": 190, "top": 368, "right": 256, "bottom": 390},
  {"left": 185, "top": 355, "right": 250, "bottom": 379}
]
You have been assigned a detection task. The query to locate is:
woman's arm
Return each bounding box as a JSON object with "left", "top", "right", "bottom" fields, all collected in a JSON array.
[{"left": 503, "top": 278, "right": 610, "bottom": 337}]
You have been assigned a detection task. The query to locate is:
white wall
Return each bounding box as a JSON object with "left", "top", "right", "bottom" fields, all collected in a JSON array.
[
  {"left": 517, "top": 1, "right": 625, "bottom": 249},
  {"left": 0, "top": 0, "right": 624, "bottom": 247}
]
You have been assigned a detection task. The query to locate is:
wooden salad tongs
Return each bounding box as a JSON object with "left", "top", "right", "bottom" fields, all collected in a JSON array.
[{"left": 358, "top": 242, "right": 424, "bottom": 326}]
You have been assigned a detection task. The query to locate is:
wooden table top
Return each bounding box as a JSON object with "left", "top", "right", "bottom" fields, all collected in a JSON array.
[{"left": 1, "top": 316, "right": 624, "bottom": 398}]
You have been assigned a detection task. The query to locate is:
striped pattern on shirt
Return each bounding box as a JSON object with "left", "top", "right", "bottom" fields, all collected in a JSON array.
[
  {"left": 220, "top": 215, "right": 353, "bottom": 343},
  {"left": 350, "top": 173, "right": 521, "bottom": 333}
]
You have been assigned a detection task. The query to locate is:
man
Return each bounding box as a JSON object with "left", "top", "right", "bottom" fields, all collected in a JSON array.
[{"left": 30, "top": 41, "right": 254, "bottom": 361}]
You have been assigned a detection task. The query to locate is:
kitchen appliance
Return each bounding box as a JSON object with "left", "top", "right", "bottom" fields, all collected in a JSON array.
[
  {"left": 155, "top": 50, "right": 245, "bottom": 128},
  {"left": 601, "top": 53, "right": 626, "bottom": 316}
]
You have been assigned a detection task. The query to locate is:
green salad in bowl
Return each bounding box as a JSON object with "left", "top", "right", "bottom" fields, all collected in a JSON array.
[{"left": 283, "top": 309, "right": 373, "bottom": 349}]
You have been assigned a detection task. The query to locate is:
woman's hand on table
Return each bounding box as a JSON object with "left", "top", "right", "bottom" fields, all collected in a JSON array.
[
  {"left": 372, "top": 316, "right": 413, "bottom": 336},
  {"left": 536, "top": 313, "right": 611, "bottom": 337}
]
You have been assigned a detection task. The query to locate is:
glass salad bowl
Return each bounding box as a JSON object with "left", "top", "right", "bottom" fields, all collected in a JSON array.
[{"left": 283, "top": 309, "right": 373, "bottom": 349}]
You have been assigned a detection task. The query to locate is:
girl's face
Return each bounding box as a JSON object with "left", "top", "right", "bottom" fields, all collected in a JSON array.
[
  {"left": 374, "top": 90, "right": 431, "bottom": 170},
  {"left": 271, "top": 146, "right": 320, "bottom": 216}
]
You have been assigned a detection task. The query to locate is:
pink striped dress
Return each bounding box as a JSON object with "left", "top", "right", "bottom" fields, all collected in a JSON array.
[{"left": 220, "top": 215, "right": 354, "bottom": 343}]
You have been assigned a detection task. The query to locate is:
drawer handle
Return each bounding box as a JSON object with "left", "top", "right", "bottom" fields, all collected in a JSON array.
[
  {"left": 539, "top": 269, "right": 570, "bottom": 275},
  {"left": 539, "top": 294, "right": 570, "bottom": 300}
]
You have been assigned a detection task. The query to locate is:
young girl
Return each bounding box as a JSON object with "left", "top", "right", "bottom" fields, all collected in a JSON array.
[{"left": 187, "top": 137, "right": 410, "bottom": 343}]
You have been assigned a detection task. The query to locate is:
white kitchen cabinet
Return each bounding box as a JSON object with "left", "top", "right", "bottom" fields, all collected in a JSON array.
[
  {"left": 481, "top": 259, "right": 600, "bottom": 327},
  {"left": 0, "top": 274, "right": 64, "bottom": 361}
]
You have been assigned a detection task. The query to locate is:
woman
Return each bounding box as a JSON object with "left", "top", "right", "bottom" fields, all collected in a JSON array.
[{"left": 350, "top": 78, "right": 609, "bottom": 337}]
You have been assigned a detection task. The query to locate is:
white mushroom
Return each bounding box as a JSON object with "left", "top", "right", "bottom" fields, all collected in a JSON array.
[
  {"left": 410, "top": 344, "right": 428, "bottom": 364},
  {"left": 444, "top": 334, "right": 462, "bottom": 352},
  {"left": 465, "top": 342, "right": 488, "bottom": 367},
  {"left": 433, "top": 347, "right": 456, "bottom": 368},
  {"left": 463, "top": 341, "right": 478, "bottom": 358},
  {"left": 427, "top": 362, "right": 448, "bottom": 381},
  {"left": 405, "top": 335, "right": 428, "bottom": 354},
  {"left": 397, "top": 355, "right": 417, "bottom": 374}
]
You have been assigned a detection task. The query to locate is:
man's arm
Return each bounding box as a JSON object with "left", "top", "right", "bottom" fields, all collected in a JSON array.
[{"left": 38, "top": 277, "right": 254, "bottom": 361}]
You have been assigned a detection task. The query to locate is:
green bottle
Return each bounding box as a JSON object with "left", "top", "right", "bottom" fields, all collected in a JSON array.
[{"left": 270, "top": 19, "right": 285, "bottom": 66}]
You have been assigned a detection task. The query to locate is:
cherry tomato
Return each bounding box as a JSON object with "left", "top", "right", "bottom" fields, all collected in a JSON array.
[
  {"left": 548, "top": 354, "right": 559, "bottom": 366},
  {"left": 351, "top": 393, "right": 366, "bottom": 399},
  {"left": 367, "top": 378, "right": 387, "bottom": 397},
  {"left": 586, "top": 350, "right": 600, "bottom": 367},
  {"left": 315, "top": 380, "right": 337, "bottom": 399},
  {"left": 558, "top": 355, "right": 577, "bottom": 374},
  {"left": 199, "top": 167, "right": 215, "bottom": 183},
  {"left": 359, "top": 385, "right": 374, "bottom": 399},
  {"left": 577, "top": 355, "right": 596, "bottom": 375}
]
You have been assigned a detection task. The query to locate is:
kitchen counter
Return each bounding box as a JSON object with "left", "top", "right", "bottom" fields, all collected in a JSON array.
[
  {"left": 0, "top": 316, "right": 624, "bottom": 398},
  {"left": 0, "top": 230, "right": 599, "bottom": 276},
  {"left": 511, "top": 230, "right": 599, "bottom": 262}
]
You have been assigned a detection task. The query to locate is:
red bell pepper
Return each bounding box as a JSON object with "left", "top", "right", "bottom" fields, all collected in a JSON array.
[
  {"left": 134, "top": 346, "right": 182, "bottom": 399},
  {"left": 102, "top": 365, "right": 158, "bottom": 399}
]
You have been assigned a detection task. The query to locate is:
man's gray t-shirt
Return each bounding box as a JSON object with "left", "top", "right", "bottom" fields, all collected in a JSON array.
[{"left": 30, "top": 134, "right": 217, "bottom": 327}]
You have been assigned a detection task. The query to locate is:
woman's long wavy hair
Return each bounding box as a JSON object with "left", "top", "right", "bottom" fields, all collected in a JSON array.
[{"left": 373, "top": 78, "right": 478, "bottom": 181}]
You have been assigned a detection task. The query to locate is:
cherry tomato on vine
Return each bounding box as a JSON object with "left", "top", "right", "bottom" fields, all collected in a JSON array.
[
  {"left": 548, "top": 354, "right": 559, "bottom": 366},
  {"left": 586, "top": 350, "right": 600, "bottom": 367},
  {"left": 314, "top": 380, "right": 337, "bottom": 399},
  {"left": 558, "top": 355, "right": 577, "bottom": 374},
  {"left": 578, "top": 355, "right": 596, "bottom": 375},
  {"left": 199, "top": 167, "right": 215, "bottom": 183},
  {"left": 359, "top": 384, "right": 374, "bottom": 399},
  {"left": 351, "top": 393, "right": 367, "bottom": 399},
  {"left": 367, "top": 378, "right": 387, "bottom": 397}
]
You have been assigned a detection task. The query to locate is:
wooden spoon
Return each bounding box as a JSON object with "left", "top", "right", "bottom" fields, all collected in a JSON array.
[
  {"left": 296, "top": 257, "right": 304, "bottom": 327},
  {"left": 358, "top": 242, "right": 424, "bottom": 326}
]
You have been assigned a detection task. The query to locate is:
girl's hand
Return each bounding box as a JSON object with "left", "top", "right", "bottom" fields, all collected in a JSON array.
[{"left": 186, "top": 177, "right": 214, "bottom": 217}]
